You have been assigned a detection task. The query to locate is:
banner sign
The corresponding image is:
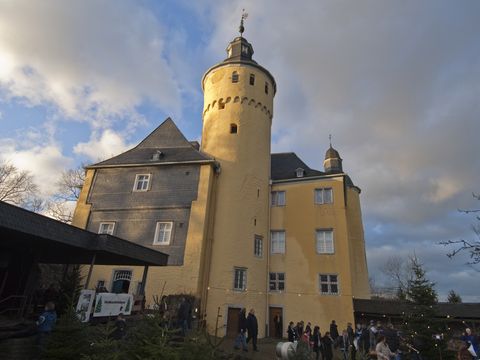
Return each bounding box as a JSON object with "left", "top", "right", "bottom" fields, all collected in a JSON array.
[
  {"left": 93, "top": 293, "right": 133, "bottom": 317},
  {"left": 76, "top": 289, "right": 96, "bottom": 322}
]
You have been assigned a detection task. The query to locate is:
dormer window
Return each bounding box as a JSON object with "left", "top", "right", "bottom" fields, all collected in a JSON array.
[
  {"left": 152, "top": 150, "right": 163, "bottom": 161},
  {"left": 232, "top": 71, "right": 239, "bottom": 83},
  {"left": 295, "top": 168, "right": 305, "bottom": 178}
]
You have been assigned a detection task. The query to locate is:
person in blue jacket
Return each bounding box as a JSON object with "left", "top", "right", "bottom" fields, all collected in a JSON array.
[
  {"left": 461, "top": 328, "right": 479, "bottom": 359},
  {"left": 36, "top": 301, "right": 57, "bottom": 350}
]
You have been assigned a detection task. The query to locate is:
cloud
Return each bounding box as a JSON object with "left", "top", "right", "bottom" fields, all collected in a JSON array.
[
  {"left": 0, "top": 0, "right": 181, "bottom": 127},
  {"left": 0, "top": 138, "right": 72, "bottom": 196},
  {"left": 73, "top": 129, "right": 132, "bottom": 161}
]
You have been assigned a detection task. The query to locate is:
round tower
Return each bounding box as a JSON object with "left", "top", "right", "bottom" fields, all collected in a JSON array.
[{"left": 201, "top": 33, "right": 276, "bottom": 337}]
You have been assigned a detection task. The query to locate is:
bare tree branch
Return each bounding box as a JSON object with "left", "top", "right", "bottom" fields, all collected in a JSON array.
[{"left": 0, "top": 161, "right": 39, "bottom": 206}]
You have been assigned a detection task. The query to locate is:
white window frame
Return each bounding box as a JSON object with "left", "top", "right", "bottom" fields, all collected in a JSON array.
[
  {"left": 271, "top": 230, "right": 286, "bottom": 254},
  {"left": 314, "top": 187, "right": 333, "bottom": 204},
  {"left": 233, "top": 267, "right": 247, "bottom": 291},
  {"left": 271, "top": 191, "right": 286, "bottom": 206},
  {"left": 254, "top": 235, "right": 263, "bottom": 258},
  {"left": 319, "top": 274, "right": 339, "bottom": 295},
  {"left": 98, "top": 222, "right": 115, "bottom": 235},
  {"left": 316, "top": 229, "right": 334, "bottom": 254},
  {"left": 153, "top": 221, "right": 173, "bottom": 245},
  {"left": 133, "top": 174, "right": 151, "bottom": 192},
  {"left": 269, "top": 272, "right": 285, "bottom": 292}
]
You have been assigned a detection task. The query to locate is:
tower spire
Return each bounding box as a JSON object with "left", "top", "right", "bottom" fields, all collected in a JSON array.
[{"left": 239, "top": 9, "right": 248, "bottom": 37}]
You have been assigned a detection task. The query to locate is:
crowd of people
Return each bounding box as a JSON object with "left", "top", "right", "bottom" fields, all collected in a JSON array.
[{"left": 283, "top": 319, "right": 479, "bottom": 360}]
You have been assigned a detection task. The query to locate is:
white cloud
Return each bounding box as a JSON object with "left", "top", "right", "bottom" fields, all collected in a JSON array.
[
  {"left": 73, "top": 129, "right": 132, "bottom": 161},
  {"left": 0, "top": 0, "right": 181, "bottom": 127},
  {"left": 0, "top": 139, "right": 72, "bottom": 196}
]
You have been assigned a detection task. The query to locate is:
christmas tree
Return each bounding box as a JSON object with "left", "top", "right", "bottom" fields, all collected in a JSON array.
[
  {"left": 401, "top": 256, "right": 453, "bottom": 359},
  {"left": 95, "top": 297, "right": 102, "bottom": 313}
]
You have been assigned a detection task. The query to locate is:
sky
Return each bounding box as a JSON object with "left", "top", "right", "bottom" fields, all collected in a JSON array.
[{"left": 0, "top": 0, "right": 479, "bottom": 301}]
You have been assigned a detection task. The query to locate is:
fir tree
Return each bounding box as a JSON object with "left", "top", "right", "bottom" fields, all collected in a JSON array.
[
  {"left": 43, "top": 301, "right": 91, "bottom": 360},
  {"left": 447, "top": 290, "right": 462, "bottom": 303},
  {"left": 402, "top": 256, "right": 453, "bottom": 360}
]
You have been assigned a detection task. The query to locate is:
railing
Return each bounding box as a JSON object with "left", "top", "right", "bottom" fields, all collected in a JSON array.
[{"left": 0, "top": 295, "right": 28, "bottom": 318}]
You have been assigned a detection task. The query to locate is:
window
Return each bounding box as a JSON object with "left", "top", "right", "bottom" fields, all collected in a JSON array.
[
  {"left": 232, "top": 71, "right": 239, "bottom": 83},
  {"left": 314, "top": 188, "right": 333, "bottom": 204},
  {"left": 254, "top": 235, "right": 263, "bottom": 257},
  {"left": 319, "top": 274, "right": 339, "bottom": 295},
  {"left": 271, "top": 231, "right": 285, "bottom": 254},
  {"left": 98, "top": 222, "right": 115, "bottom": 235},
  {"left": 269, "top": 272, "right": 285, "bottom": 291},
  {"left": 234, "top": 268, "right": 247, "bottom": 291},
  {"left": 316, "top": 229, "right": 334, "bottom": 254},
  {"left": 153, "top": 221, "right": 173, "bottom": 245},
  {"left": 271, "top": 191, "right": 286, "bottom": 206},
  {"left": 230, "top": 124, "right": 238, "bottom": 134},
  {"left": 296, "top": 168, "right": 305, "bottom": 178},
  {"left": 134, "top": 174, "right": 151, "bottom": 191},
  {"left": 249, "top": 74, "right": 255, "bottom": 85},
  {"left": 265, "top": 82, "right": 269, "bottom": 94}
]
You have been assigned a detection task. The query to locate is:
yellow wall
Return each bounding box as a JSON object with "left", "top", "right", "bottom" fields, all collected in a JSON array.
[
  {"left": 269, "top": 176, "right": 369, "bottom": 334},
  {"left": 201, "top": 64, "right": 274, "bottom": 337},
  {"left": 71, "top": 168, "right": 95, "bottom": 229}
]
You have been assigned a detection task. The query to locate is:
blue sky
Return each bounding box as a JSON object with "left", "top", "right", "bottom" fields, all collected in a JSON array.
[{"left": 1, "top": 0, "right": 479, "bottom": 300}]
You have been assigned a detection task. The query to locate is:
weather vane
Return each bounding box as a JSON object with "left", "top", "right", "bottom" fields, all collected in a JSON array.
[
  {"left": 239, "top": 9, "right": 248, "bottom": 36},
  {"left": 329, "top": 134, "right": 332, "bottom": 147}
]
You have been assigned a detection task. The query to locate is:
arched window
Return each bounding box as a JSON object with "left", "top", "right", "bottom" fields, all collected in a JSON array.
[
  {"left": 250, "top": 74, "right": 255, "bottom": 85},
  {"left": 232, "top": 71, "right": 239, "bottom": 83},
  {"left": 230, "top": 124, "right": 238, "bottom": 134},
  {"left": 265, "top": 81, "right": 269, "bottom": 94}
]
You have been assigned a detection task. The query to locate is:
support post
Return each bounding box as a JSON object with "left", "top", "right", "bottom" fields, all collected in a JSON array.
[
  {"left": 84, "top": 252, "right": 96, "bottom": 289},
  {"left": 140, "top": 265, "right": 149, "bottom": 296}
]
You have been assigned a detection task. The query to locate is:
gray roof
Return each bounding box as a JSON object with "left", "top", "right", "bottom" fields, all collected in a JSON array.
[
  {"left": 88, "top": 118, "right": 214, "bottom": 168},
  {"left": 271, "top": 153, "right": 325, "bottom": 181},
  {"left": 0, "top": 201, "right": 168, "bottom": 266}
]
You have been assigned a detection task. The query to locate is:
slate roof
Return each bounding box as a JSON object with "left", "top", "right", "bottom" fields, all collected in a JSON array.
[
  {"left": 353, "top": 299, "right": 480, "bottom": 319},
  {"left": 0, "top": 201, "right": 168, "bottom": 266},
  {"left": 271, "top": 153, "right": 325, "bottom": 181},
  {"left": 88, "top": 118, "right": 214, "bottom": 168}
]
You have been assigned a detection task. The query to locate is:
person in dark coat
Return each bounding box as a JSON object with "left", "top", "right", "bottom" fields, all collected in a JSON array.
[
  {"left": 335, "top": 330, "right": 352, "bottom": 360},
  {"left": 384, "top": 323, "right": 399, "bottom": 354},
  {"left": 246, "top": 308, "right": 259, "bottom": 351},
  {"left": 287, "top": 321, "right": 298, "bottom": 342},
  {"left": 312, "top": 326, "right": 322, "bottom": 360},
  {"left": 360, "top": 323, "right": 370, "bottom": 355},
  {"left": 295, "top": 321, "right": 304, "bottom": 338},
  {"left": 274, "top": 314, "right": 283, "bottom": 338},
  {"left": 113, "top": 313, "right": 127, "bottom": 340},
  {"left": 234, "top": 308, "right": 248, "bottom": 351},
  {"left": 322, "top": 331, "right": 334, "bottom": 360},
  {"left": 36, "top": 301, "right": 57, "bottom": 351},
  {"left": 330, "top": 320, "right": 339, "bottom": 340},
  {"left": 177, "top": 297, "right": 190, "bottom": 336},
  {"left": 347, "top": 323, "right": 356, "bottom": 359}
]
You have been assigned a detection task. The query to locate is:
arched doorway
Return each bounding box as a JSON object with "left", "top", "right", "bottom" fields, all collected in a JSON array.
[{"left": 111, "top": 270, "right": 132, "bottom": 294}]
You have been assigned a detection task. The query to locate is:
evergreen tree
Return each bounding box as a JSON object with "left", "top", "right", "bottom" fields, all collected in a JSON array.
[
  {"left": 43, "top": 301, "right": 91, "bottom": 360},
  {"left": 447, "top": 290, "right": 462, "bottom": 303},
  {"left": 57, "top": 264, "right": 83, "bottom": 316},
  {"left": 402, "top": 256, "right": 453, "bottom": 359}
]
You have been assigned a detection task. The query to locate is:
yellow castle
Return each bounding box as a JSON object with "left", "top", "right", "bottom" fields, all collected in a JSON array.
[{"left": 72, "top": 30, "right": 370, "bottom": 338}]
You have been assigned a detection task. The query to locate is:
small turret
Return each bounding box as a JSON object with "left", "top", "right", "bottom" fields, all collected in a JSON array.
[{"left": 324, "top": 143, "right": 343, "bottom": 174}]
